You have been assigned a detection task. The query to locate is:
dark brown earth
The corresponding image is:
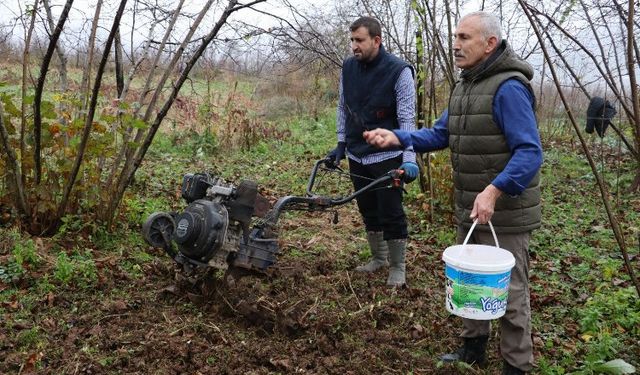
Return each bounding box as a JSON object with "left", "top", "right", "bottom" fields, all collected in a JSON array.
[
  {"left": 1, "top": 206, "right": 524, "bottom": 374},
  {"left": 3, "top": 145, "right": 639, "bottom": 374}
]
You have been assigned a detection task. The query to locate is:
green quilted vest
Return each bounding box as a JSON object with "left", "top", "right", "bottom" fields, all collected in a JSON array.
[{"left": 448, "top": 42, "right": 541, "bottom": 233}]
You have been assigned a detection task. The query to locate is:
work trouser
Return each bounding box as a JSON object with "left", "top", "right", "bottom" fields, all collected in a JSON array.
[
  {"left": 348, "top": 156, "right": 407, "bottom": 240},
  {"left": 457, "top": 227, "right": 533, "bottom": 372}
]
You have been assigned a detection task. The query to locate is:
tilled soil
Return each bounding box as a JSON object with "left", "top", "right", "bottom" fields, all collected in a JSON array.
[{"left": 1, "top": 209, "right": 516, "bottom": 374}]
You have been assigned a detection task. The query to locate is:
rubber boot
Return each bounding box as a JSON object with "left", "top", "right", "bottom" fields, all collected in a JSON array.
[
  {"left": 440, "top": 336, "right": 488, "bottom": 366},
  {"left": 355, "top": 231, "right": 389, "bottom": 272},
  {"left": 386, "top": 239, "right": 406, "bottom": 287},
  {"left": 503, "top": 360, "right": 526, "bottom": 375}
]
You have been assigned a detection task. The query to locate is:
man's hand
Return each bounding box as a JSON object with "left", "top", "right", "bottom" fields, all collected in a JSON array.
[
  {"left": 399, "top": 162, "right": 419, "bottom": 183},
  {"left": 363, "top": 129, "right": 401, "bottom": 148},
  {"left": 470, "top": 184, "right": 503, "bottom": 224},
  {"left": 325, "top": 142, "right": 346, "bottom": 169}
]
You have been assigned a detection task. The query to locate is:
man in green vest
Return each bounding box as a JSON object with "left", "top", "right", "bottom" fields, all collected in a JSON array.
[{"left": 363, "top": 11, "right": 543, "bottom": 375}]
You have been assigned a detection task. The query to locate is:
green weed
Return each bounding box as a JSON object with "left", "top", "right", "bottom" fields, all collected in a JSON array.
[
  {"left": 189, "top": 127, "right": 218, "bottom": 157},
  {"left": 17, "top": 326, "right": 45, "bottom": 350},
  {"left": 53, "top": 250, "right": 97, "bottom": 286},
  {"left": 582, "top": 332, "right": 622, "bottom": 369},
  {"left": 123, "top": 195, "right": 172, "bottom": 225},
  {"left": 0, "top": 262, "right": 24, "bottom": 284},
  {"left": 54, "top": 252, "right": 74, "bottom": 284},
  {"left": 121, "top": 260, "right": 143, "bottom": 279},
  {"left": 579, "top": 287, "right": 640, "bottom": 335},
  {"left": 357, "top": 248, "right": 371, "bottom": 261},
  {"left": 56, "top": 214, "right": 88, "bottom": 238},
  {"left": 36, "top": 275, "right": 55, "bottom": 294},
  {"left": 12, "top": 236, "right": 38, "bottom": 266},
  {"left": 98, "top": 357, "right": 115, "bottom": 366},
  {"left": 537, "top": 357, "right": 567, "bottom": 374},
  {"left": 0, "top": 228, "right": 39, "bottom": 283}
]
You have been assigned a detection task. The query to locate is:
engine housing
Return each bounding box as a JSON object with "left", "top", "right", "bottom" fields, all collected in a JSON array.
[{"left": 143, "top": 173, "right": 279, "bottom": 272}]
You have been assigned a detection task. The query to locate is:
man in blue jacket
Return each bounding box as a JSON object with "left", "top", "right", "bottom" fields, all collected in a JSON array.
[
  {"left": 364, "top": 11, "right": 543, "bottom": 375},
  {"left": 326, "top": 16, "right": 419, "bottom": 287}
]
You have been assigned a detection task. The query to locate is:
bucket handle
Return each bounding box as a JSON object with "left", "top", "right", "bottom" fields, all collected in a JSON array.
[{"left": 462, "top": 219, "right": 500, "bottom": 249}]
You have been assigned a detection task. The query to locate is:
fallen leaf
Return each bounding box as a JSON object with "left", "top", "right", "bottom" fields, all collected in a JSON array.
[
  {"left": 41, "top": 318, "right": 56, "bottom": 330},
  {"left": 187, "top": 293, "right": 205, "bottom": 304},
  {"left": 533, "top": 335, "right": 544, "bottom": 347},
  {"left": 110, "top": 300, "right": 128, "bottom": 312},
  {"left": 409, "top": 323, "right": 425, "bottom": 339},
  {"left": 13, "top": 321, "right": 31, "bottom": 330},
  {"left": 46, "top": 292, "right": 55, "bottom": 307},
  {"left": 160, "top": 285, "right": 179, "bottom": 295},
  {"left": 269, "top": 358, "right": 292, "bottom": 370},
  {"left": 595, "top": 359, "right": 636, "bottom": 374},
  {"left": 304, "top": 236, "right": 320, "bottom": 249},
  {"left": 88, "top": 324, "right": 103, "bottom": 337},
  {"left": 3, "top": 297, "right": 20, "bottom": 310},
  {"left": 23, "top": 352, "right": 43, "bottom": 373},
  {"left": 612, "top": 278, "right": 626, "bottom": 286}
]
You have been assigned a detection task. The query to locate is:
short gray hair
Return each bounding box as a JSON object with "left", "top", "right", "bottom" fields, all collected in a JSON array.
[{"left": 461, "top": 11, "right": 502, "bottom": 41}]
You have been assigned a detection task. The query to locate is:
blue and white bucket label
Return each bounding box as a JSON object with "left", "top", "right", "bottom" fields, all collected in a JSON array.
[{"left": 445, "top": 265, "right": 512, "bottom": 320}]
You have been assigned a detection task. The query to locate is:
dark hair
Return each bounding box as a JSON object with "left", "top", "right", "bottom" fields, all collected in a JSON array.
[{"left": 350, "top": 16, "right": 381, "bottom": 38}]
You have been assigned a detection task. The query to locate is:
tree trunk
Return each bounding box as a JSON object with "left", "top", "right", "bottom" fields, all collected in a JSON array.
[
  {"left": 141, "top": 0, "right": 212, "bottom": 122},
  {"left": 0, "top": 103, "right": 31, "bottom": 218},
  {"left": 20, "top": 0, "right": 40, "bottom": 186},
  {"left": 101, "top": 3, "right": 162, "bottom": 190},
  {"left": 114, "top": 28, "right": 125, "bottom": 97},
  {"left": 103, "top": 0, "right": 188, "bottom": 190},
  {"left": 33, "top": 0, "right": 74, "bottom": 184},
  {"left": 625, "top": 1, "right": 640, "bottom": 192},
  {"left": 112, "top": 0, "right": 214, "bottom": 195}
]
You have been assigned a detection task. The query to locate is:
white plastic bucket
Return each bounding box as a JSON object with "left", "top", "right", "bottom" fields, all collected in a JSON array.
[{"left": 442, "top": 220, "right": 515, "bottom": 320}]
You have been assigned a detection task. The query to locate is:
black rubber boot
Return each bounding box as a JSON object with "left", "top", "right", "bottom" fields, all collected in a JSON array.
[
  {"left": 440, "top": 336, "right": 488, "bottom": 366},
  {"left": 503, "top": 360, "right": 526, "bottom": 374}
]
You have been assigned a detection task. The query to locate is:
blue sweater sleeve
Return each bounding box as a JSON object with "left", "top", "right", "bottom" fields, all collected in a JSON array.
[
  {"left": 393, "top": 109, "right": 450, "bottom": 152},
  {"left": 491, "top": 79, "right": 543, "bottom": 196},
  {"left": 393, "top": 79, "right": 541, "bottom": 196}
]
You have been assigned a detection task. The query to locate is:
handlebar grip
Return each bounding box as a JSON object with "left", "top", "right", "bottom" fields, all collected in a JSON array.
[{"left": 392, "top": 169, "right": 404, "bottom": 187}]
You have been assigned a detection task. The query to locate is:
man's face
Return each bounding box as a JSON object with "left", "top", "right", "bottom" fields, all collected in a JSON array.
[
  {"left": 350, "top": 26, "right": 381, "bottom": 62},
  {"left": 453, "top": 16, "right": 497, "bottom": 69}
]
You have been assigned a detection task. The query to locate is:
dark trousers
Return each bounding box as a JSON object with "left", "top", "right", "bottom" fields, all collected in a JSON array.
[{"left": 348, "top": 157, "right": 407, "bottom": 240}]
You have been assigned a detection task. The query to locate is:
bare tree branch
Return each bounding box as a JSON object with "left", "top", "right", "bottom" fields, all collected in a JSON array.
[
  {"left": 42, "top": 0, "right": 69, "bottom": 92},
  {"left": 20, "top": 0, "right": 39, "bottom": 187},
  {"left": 79, "top": 0, "right": 104, "bottom": 115},
  {"left": 105, "top": 0, "right": 267, "bottom": 224}
]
